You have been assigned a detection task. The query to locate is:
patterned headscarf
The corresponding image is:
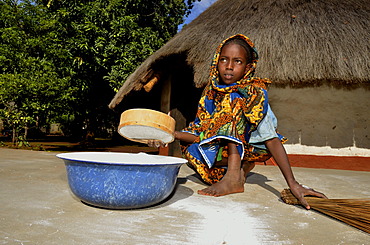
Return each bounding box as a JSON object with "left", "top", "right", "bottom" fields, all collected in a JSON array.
[{"left": 209, "top": 33, "right": 270, "bottom": 90}]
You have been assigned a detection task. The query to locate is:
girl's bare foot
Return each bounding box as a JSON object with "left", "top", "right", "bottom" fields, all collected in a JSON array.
[
  {"left": 197, "top": 161, "right": 255, "bottom": 197},
  {"left": 197, "top": 169, "right": 245, "bottom": 196}
]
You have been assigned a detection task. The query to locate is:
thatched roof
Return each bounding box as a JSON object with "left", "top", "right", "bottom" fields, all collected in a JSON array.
[{"left": 109, "top": 0, "right": 369, "bottom": 109}]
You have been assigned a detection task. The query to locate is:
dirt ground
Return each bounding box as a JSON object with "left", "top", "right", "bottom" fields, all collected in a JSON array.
[{"left": 2, "top": 147, "right": 369, "bottom": 244}]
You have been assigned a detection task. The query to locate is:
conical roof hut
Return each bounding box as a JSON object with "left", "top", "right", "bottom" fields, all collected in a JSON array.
[
  {"left": 110, "top": 0, "right": 370, "bottom": 154},
  {"left": 110, "top": 0, "right": 369, "bottom": 109}
]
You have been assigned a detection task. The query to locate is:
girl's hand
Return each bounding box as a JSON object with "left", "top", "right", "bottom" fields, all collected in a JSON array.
[
  {"left": 147, "top": 140, "right": 167, "bottom": 148},
  {"left": 289, "top": 181, "right": 328, "bottom": 209}
]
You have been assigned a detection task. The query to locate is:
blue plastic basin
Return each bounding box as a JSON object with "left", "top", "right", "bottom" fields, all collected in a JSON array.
[{"left": 57, "top": 152, "right": 187, "bottom": 209}]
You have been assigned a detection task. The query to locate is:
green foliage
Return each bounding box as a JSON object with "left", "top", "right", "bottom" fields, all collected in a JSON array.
[
  {"left": 0, "top": 0, "right": 75, "bottom": 142},
  {"left": 0, "top": 0, "right": 197, "bottom": 141},
  {"left": 45, "top": 0, "right": 197, "bottom": 91}
]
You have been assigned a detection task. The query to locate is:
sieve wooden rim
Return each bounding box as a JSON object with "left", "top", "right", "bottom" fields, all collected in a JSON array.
[{"left": 118, "top": 109, "right": 176, "bottom": 144}]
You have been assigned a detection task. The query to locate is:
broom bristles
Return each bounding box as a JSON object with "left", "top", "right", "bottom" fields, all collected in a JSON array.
[{"left": 280, "top": 189, "right": 370, "bottom": 234}]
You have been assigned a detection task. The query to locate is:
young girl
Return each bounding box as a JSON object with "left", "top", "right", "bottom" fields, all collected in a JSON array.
[{"left": 149, "top": 34, "right": 326, "bottom": 209}]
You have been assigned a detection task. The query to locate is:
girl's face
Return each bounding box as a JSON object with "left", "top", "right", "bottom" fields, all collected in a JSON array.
[{"left": 217, "top": 43, "right": 250, "bottom": 85}]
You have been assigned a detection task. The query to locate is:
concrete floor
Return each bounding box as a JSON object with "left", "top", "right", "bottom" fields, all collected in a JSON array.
[{"left": 0, "top": 148, "right": 369, "bottom": 245}]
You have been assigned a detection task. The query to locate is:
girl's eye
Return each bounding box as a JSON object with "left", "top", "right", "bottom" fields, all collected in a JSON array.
[
  {"left": 235, "top": 60, "right": 242, "bottom": 64},
  {"left": 219, "top": 58, "right": 227, "bottom": 62}
]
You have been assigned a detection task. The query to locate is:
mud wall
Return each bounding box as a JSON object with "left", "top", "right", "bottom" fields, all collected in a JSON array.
[{"left": 268, "top": 86, "right": 369, "bottom": 149}]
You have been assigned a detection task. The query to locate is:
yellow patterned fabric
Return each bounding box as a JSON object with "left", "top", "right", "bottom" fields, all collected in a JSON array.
[{"left": 181, "top": 34, "right": 274, "bottom": 185}]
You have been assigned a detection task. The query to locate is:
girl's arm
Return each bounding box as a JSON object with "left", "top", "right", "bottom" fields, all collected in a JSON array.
[
  {"left": 147, "top": 131, "right": 197, "bottom": 148},
  {"left": 265, "top": 137, "right": 327, "bottom": 209},
  {"left": 174, "top": 131, "right": 197, "bottom": 143}
]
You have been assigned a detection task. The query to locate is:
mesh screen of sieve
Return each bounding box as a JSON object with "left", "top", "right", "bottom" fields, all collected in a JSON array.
[{"left": 119, "top": 125, "right": 173, "bottom": 143}]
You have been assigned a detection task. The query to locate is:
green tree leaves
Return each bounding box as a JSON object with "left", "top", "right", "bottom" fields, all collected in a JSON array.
[
  {"left": 0, "top": 0, "right": 75, "bottom": 143},
  {"left": 0, "top": 0, "right": 197, "bottom": 142}
]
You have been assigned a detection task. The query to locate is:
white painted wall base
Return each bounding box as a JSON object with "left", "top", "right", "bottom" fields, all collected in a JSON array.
[{"left": 284, "top": 144, "right": 370, "bottom": 157}]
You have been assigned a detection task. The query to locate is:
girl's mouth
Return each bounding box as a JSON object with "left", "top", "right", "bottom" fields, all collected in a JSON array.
[{"left": 224, "top": 74, "right": 233, "bottom": 79}]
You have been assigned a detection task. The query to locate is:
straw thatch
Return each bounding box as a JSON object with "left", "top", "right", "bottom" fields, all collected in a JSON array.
[{"left": 109, "top": 0, "right": 369, "bottom": 109}]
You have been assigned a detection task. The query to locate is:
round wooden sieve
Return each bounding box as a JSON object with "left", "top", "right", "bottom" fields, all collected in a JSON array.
[{"left": 118, "top": 109, "right": 176, "bottom": 144}]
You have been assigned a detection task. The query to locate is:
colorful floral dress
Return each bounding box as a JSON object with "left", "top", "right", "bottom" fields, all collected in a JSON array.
[{"left": 181, "top": 34, "right": 286, "bottom": 185}]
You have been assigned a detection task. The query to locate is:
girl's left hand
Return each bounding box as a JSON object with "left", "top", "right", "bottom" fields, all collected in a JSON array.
[{"left": 289, "top": 182, "right": 328, "bottom": 209}]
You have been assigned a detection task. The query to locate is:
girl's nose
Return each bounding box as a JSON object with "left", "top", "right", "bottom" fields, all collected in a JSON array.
[{"left": 226, "top": 61, "right": 233, "bottom": 70}]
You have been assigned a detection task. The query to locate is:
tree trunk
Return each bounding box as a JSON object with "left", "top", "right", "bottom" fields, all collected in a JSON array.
[
  {"left": 12, "top": 126, "right": 16, "bottom": 145},
  {"left": 24, "top": 126, "right": 28, "bottom": 139}
]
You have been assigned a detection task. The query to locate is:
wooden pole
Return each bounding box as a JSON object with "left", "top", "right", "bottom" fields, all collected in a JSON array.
[{"left": 159, "top": 76, "right": 171, "bottom": 156}]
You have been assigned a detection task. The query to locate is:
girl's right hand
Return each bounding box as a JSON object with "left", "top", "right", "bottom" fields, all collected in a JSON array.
[{"left": 147, "top": 140, "right": 167, "bottom": 148}]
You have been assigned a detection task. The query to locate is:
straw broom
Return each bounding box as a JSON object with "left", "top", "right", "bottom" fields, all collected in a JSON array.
[{"left": 280, "top": 189, "right": 370, "bottom": 234}]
